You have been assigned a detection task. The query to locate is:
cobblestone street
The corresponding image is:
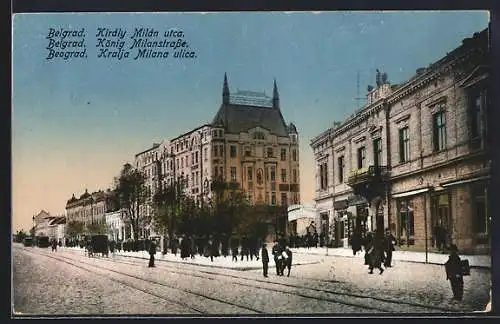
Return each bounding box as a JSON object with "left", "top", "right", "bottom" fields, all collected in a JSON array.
[{"left": 12, "top": 244, "right": 490, "bottom": 316}]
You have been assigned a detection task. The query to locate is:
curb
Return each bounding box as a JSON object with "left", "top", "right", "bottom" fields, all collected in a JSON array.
[
  {"left": 115, "top": 252, "right": 320, "bottom": 271},
  {"left": 292, "top": 250, "right": 491, "bottom": 270}
]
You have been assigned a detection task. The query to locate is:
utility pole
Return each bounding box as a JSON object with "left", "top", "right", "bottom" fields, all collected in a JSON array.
[{"left": 354, "top": 70, "right": 365, "bottom": 110}]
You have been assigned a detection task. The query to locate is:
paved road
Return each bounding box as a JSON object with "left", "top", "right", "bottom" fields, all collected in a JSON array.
[{"left": 12, "top": 244, "right": 490, "bottom": 316}]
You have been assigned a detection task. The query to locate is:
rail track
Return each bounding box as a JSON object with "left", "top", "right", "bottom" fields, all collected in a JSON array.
[{"left": 18, "top": 247, "right": 461, "bottom": 313}]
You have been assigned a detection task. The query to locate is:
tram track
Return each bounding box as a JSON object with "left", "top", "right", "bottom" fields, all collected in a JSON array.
[
  {"left": 20, "top": 248, "right": 262, "bottom": 314},
  {"left": 103, "top": 253, "right": 460, "bottom": 313},
  {"left": 24, "top": 247, "right": 460, "bottom": 313}
]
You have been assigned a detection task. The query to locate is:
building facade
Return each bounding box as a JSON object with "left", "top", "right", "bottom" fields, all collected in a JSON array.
[
  {"left": 134, "top": 74, "right": 300, "bottom": 237},
  {"left": 65, "top": 189, "right": 120, "bottom": 228},
  {"left": 311, "top": 28, "right": 490, "bottom": 254},
  {"left": 287, "top": 204, "right": 318, "bottom": 236},
  {"left": 105, "top": 210, "right": 126, "bottom": 242}
]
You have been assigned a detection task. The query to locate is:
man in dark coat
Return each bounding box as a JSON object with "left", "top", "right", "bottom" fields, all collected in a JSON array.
[
  {"left": 272, "top": 241, "right": 281, "bottom": 275},
  {"left": 383, "top": 229, "right": 396, "bottom": 267},
  {"left": 261, "top": 243, "right": 269, "bottom": 277},
  {"left": 231, "top": 238, "right": 239, "bottom": 262},
  {"left": 148, "top": 240, "right": 157, "bottom": 268},
  {"left": 284, "top": 247, "right": 293, "bottom": 277},
  {"left": 445, "top": 244, "right": 464, "bottom": 301},
  {"left": 368, "top": 234, "right": 384, "bottom": 275}
]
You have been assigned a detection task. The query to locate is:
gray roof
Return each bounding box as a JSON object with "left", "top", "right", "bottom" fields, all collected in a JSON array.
[{"left": 212, "top": 103, "right": 289, "bottom": 136}]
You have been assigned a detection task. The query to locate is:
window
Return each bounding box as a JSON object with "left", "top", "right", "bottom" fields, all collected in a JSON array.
[
  {"left": 219, "top": 167, "right": 223, "bottom": 179},
  {"left": 373, "top": 138, "right": 382, "bottom": 167},
  {"left": 397, "top": 199, "right": 415, "bottom": 245},
  {"left": 230, "top": 167, "right": 237, "bottom": 182},
  {"left": 338, "top": 156, "right": 344, "bottom": 183},
  {"left": 399, "top": 127, "right": 410, "bottom": 163},
  {"left": 257, "top": 168, "right": 263, "bottom": 185},
  {"left": 281, "top": 193, "right": 287, "bottom": 206},
  {"left": 267, "top": 147, "right": 274, "bottom": 158},
  {"left": 292, "top": 169, "right": 298, "bottom": 183},
  {"left": 271, "top": 192, "right": 277, "bottom": 205},
  {"left": 472, "top": 182, "right": 488, "bottom": 235},
  {"left": 176, "top": 159, "right": 179, "bottom": 169},
  {"left": 214, "top": 167, "right": 218, "bottom": 177},
  {"left": 254, "top": 132, "right": 265, "bottom": 140},
  {"left": 181, "top": 157, "right": 184, "bottom": 168},
  {"left": 244, "top": 146, "right": 252, "bottom": 157},
  {"left": 204, "top": 147, "right": 208, "bottom": 161},
  {"left": 281, "top": 169, "right": 287, "bottom": 183},
  {"left": 470, "top": 89, "right": 486, "bottom": 141},
  {"left": 247, "top": 167, "right": 253, "bottom": 181},
  {"left": 219, "top": 145, "right": 224, "bottom": 156},
  {"left": 280, "top": 148, "right": 287, "bottom": 161},
  {"left": 292, "top": 149, "right": 297, "bottom": 161},
  {"left": 195, "top": 151, "right": 199, "bottom": 164},
  {"left": 270, "top": 166, "right": 276, "bottom": 181},
  {"left": 319, "top": 162, "right": 328, "bottom": 190},
  {"left": 230, "top": 145, "right": 237, "bottom": 158},
  {"left": 433, "top": 111, "right": 446, "bottom": 151},
  {"left": 214, "top": 146, "right": 219, "bottom": 157},
  {"left": 357, "top": 146, "right": 366, "bottom": 169}
]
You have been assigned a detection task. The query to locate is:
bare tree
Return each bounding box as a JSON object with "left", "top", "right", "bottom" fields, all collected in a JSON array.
[{"left": 114, "top": 163, "right": 147, "bottom": 240}]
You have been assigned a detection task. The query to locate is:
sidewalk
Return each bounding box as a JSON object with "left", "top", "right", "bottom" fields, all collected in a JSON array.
[
  {"left": 63, "top": 247, "right": 319, "bottom": 271},
  {"left": 290, "top": 247, "right": 491, "bottom": 269}
]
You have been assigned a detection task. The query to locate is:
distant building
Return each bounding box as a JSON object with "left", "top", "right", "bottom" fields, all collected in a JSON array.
[
  {"left": 105, "top": 210, "right": 126, "bottom": 242},
  {"left": 287, "top": 204, "right": 318, "bottom": 236},
  {"left": 65, "top": 189, "right": 120, "bottom": 229},
  {"left": 310, "top": 28, "right": 490, "bottom": 254}
]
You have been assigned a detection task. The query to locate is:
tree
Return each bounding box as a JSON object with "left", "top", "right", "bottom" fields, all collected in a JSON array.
[
  {"left": 152, "top": 179, "right": 184, "bottom": 239},
  {"left": 86, "top": 221, "right": 108, "bottom": 235},
  {"left": 114, "top": 163, "right": 147, "bottom": 241},
  {"left": 29, "top": 226, "right": 36, "bottom": 237},
  {"left": 15, "top": 230, "right": 27, "bottom": 243},
  {"left": 66, "top": 220, "right": 85, "bottom": 238},
  {"left": 208, "top": 178, "right": 249, "bottom": 237}
]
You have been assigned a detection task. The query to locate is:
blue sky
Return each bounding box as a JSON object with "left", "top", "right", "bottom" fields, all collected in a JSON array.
[{"left": 12, "top": 11, "right": 489, "bottom": 232}]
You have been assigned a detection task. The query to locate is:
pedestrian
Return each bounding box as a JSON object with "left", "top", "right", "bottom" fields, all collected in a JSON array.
[
  {"left": 180, "top": 235, "right": 190, "bottom": 260},
  {"left": 383, "top": 229, "right": 396, "bottom": 267},
  {"left": 272, "top": 241, "right": 281, "bottom": 275},
  {"left": 351, "top": 229, "right": 362, "bottom": 256},
  {"left": 190, "top": 236, "right": 196, "bottom": 259},
  {"left": 368, "top": 234, "right": 384, "bottom": 275},
  {"left": 284, "top": 247, "right": 293, "bottom": 277},
  {"left": 261, "top": 243, "right": 269, "bottom": 277},
  {"left": 148, "top": 240, "right": 157, "bottom": 268},
  {"left": 51, "top": 239, "right": 57, "bottom": 252},
  {"left": 445, "top": 244, "right": 464, "bottom": 301},
  {"left": 231, "top": 241, "right": 239, "bottom": 262}
]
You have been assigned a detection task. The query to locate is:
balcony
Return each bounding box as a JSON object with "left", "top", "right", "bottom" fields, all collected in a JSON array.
[
  {"left": 347, "top": 165, "right": 388, "bottom": 186},
  {"left": 347, "top": 165, "right": 389, "bottom": 204}
]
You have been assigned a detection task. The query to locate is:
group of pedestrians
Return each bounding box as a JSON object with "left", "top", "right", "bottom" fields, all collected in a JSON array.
[
  {"left": 260, "top": 240, "right": 293, "bottom": 278},
  {"left": 351, "top": 228, "right": 396, "bottom": 275}
]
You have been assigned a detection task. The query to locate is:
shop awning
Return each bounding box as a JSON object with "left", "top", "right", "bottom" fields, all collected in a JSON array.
[
  {"left": 333, "top": 200, "right": 348, "bottom": 210},
  {"left": 392, "top": 188, "right": 429, "bottom": 198},
  {"left": 348, "top": 195, "right": 367, "bottom": 206},
  {"left": 441, "top": 175, "right": 490, "bottom": 188}
]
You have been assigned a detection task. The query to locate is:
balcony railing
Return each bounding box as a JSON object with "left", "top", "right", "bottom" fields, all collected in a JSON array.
[{"left": 347, "top": 165, "right": 388, "bottom": 186}]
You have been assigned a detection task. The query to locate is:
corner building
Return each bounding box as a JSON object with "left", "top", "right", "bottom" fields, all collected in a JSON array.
[
  {"left": 135, "top": 74, "right": 300, "bottom": 236},
  {"left": 311, "top": 28, "right": 490, "bottom": 254}
]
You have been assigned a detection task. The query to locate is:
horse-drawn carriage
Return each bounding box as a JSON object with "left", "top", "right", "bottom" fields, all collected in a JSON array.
[{"left": 85, "top": 234, "right": 109, "bottom": 258}]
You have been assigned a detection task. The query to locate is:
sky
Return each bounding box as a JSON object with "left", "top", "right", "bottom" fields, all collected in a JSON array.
[{"left": 12, "top": 11, "right": 490, "bottom": 233}]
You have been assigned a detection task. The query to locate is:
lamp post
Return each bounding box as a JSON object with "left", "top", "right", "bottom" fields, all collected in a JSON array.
[{"left": 32, "top": 215, "right": 35, "bottom": 237}]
